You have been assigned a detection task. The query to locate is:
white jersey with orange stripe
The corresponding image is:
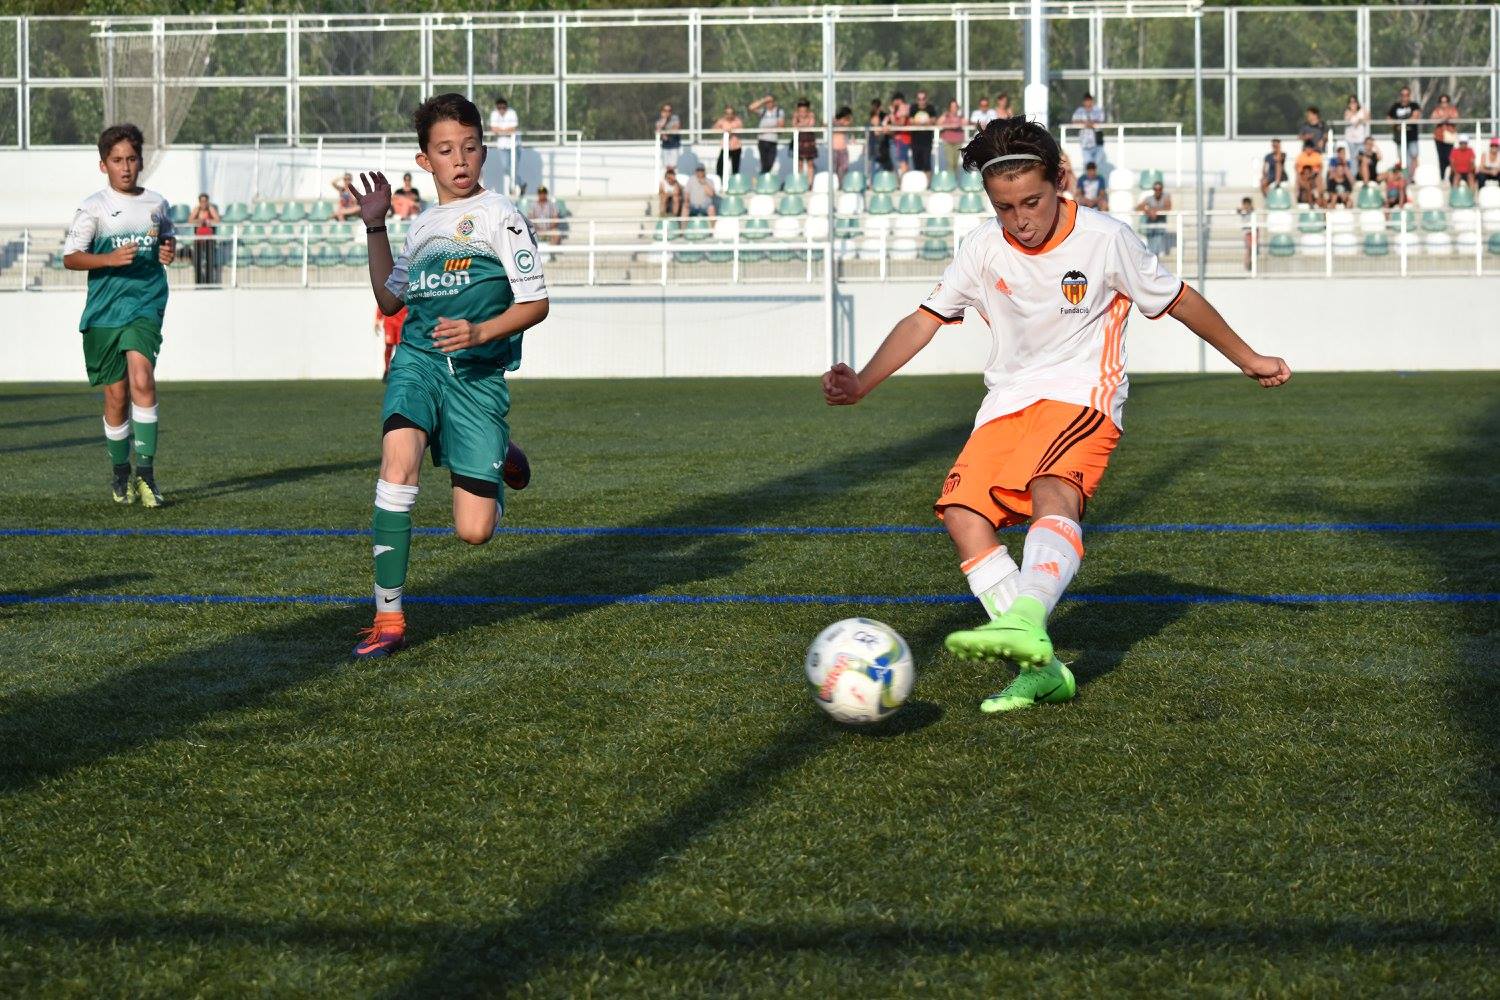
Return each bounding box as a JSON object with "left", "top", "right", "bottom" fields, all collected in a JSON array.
[{"left": 919, "top": 199, "right": 1184, "bottom": 430}]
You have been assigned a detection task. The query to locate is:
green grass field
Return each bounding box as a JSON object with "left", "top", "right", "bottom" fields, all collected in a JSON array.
[{"left": 2, "top": 372, "right": 1498, "bottom": 997}]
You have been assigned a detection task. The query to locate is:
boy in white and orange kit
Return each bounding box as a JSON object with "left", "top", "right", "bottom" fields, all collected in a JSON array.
[{"left": 823, "top": 117, "right": 1291, "bottom": 713}]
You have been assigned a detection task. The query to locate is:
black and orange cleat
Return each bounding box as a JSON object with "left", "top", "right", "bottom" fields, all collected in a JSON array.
[{"left": 353, "top": 611, "right": 407, "bottom": 659}]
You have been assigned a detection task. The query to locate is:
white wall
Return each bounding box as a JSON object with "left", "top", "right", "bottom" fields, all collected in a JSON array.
[{"left": 4, "top": 276, "right": 1496, "bottom": 383}]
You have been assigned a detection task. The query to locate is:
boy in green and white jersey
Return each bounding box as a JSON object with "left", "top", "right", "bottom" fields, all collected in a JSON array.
[
  {"left": 63, "top": 123, "right": 176, "bottom": 507},
  {"left": 349, "top": 93, "right": 550, "bottom": 659}
]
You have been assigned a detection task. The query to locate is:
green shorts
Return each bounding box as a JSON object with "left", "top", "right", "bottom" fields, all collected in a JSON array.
[
  {"left": 82, "top": 318, "right": 162, "bottom": 387},
  {"left": 381, "top": 345, "right": 511, "bottom": 485}
]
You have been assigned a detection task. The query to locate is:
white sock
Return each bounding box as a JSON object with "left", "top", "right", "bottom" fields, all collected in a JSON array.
[
  {"left": 103, "top": 418, "right": 131, "bottom": 441},
  {"left": 961, "top": 544, "right": 1020, "bottom": 620},
  {"left": 1015, "top": 515, "right": 1084, "bottom": 616}
]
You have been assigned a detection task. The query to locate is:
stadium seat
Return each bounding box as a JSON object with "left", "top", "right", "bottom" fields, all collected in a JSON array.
[
  {"left": 1413, "top": 162, "right": 1440, "bottom": 186},
  {"left": 922, "top": 216, "right": 953, "bottom": 239},
  {"left": 835, "top": 192, "right": 863, "bottom": 216},
  {"left": 926, "top": 192, "right": 955, "bottom": 216},
  {"left": 866, "top": 192, "right": 894, "bottom": 215},
  {"left": 891, "top": 237, "right": 919, "bottom": 260},
  {"left": 953, "top": 213, "right": 982, "bottom": 244},
  {"left": 841, "top": 170, "right": 866, "bottom": 194},
  {"left": 777, "top": 194, "right": 806, "bottom": 216},
  {"left": 896, "top": 193, "right": 924, "bottom": 215},
  {"left": 250, "top": 202, "right": 277, "bottom": 223},
  {"left": 654, "top": 218, "right": 678, "bottom": 241},
  {"left": 753, "top": 173, "right": 781, "bottom": 195},
  {"left": 1297, "top": 211, "right": 1323, "bottom": 234},
  {"left": 711, "top": 217, "right": 740, "bottom": 241},
  {"left": 870, "top": 170, "right": 899, "bottom": 194},
  {"left": 805, "top": 215, "right": 830, "bottom": 242},
  {"left": 930, "top": 170, "right": 958, "bottom": 193},
  {"left": 222, "top": 202, "right": 250, "bottom": 224},
  {"left": 804, "top": 191, "right": 831, "bottom": 215},
  {"left": 1389, "top": 209, "right": 1418, "bottom": 233},
  {"left": 1451, "top": 208, "right": 1478, "bottom": 233},
  {"left": 1363, "top": 233, "right": 1389, "bottom": 256},
  {"left": 344, "top": 243, "right": 368, "bottom": 266},
  {"left": 864, "top": 214, "right": 893, "bottom": 235},
  {"left": 1354, "top": 184, "right": 1384, "bottom": 210},
  {"left": 724, "top": 173, "right": 751, "bottom": 196},
  {"left": 1478, "top": 186, "right": 1500, "bottom": 210},
  {"left": 857, "top": 235, "right": 885, "bottom": 261},
  {"left": 683, "top": 217, "right": 711, "bottom": 241},
  {"left": 957, "top": 170, "right": 983, "bottom": 193},
  {"left": 894, "top": 215, "right": 922, "bottom": 239},
  {"left": 1415, "top": 186, "right": 1444, "bottom": 211},
  {"left": 1268, "top": 234, "right": 1296, "bottom": 256},
  {"left": 1456, "top": 231, "right": 1479, "bottom": 255},
  {"left": 1358, "top": 210, "right": 1387, "bottom": 234},
  {"left": 748, "top": 194, "right": 776, "bottom": 218},
  {"left": 1332, "top": 232, "right": 1359, "bottom": 256},
  {"left": 956, "top": 191, "right": 986, "bottom": 214},
  {"left": 308, "top": 201, "right": 334, "bottom": 222},
  {"left": 252, "top": 243, "right": 284, "bottom": 266},
  {"left": 783, "top": 173, "right": 810, "bottom": 195},
  {"left": 1328, "top": 208, "right": 1355, "bottom": 234},
  {"left": 835, "top": 216, "right": 862, "bottom": 239},
  {"left": 921, "top": 237, "right": 951, "bottom": 261},
  {"left": 1420, "top": 210, "right": 1447, "bottom": 233},
  {"left": 313, "top": 243, "right": 342, "bottom": 267},
  {"left": 899, "top": 171, "right": 929, "bottom": 193},
  {"left": 169, "top": 203, "right": 190, "bottom": 225},
  {"left": 1488, "top": 232, "right": 1500, "bottom": 255},
  {"left": 719, "top": 195, "right": 747, "bottom": 217},
  {"left": 1137, "top": 169, "right": 1163, "bottom": 189},
  {"left": 1449, "top": 186, "right": 1476, "bottom": 209},
  {"left": 741, "top": 218, "right": 772, "bottom": 240},
  {"left": 1107, "top": 167, "right": 1138, "bottom": 192},
  {"left": 1484, "top": 208, "right": 1500, "bottom": 231},
  {"left": 771, "top": 215, "right": 801, "bottom": 240},
  {"left": 1264, "top": 186, "right": 1294, "bottom": 211},
  {"left": 1423, "top": 231, "right": 1454, "bottom": 255},
  {"left": 1299, "top": 232, "right": 1327, "bottom": 255},
  {"left": 279, "top": 202, "right": 308, "bottom": 223},
  {"left": 811, "top": 171, "right": 836, "bottom": 194},
  {"left": 1107, "top": 190, "right": 1135, "bottom": 213},
  {"left": 1395, "top": 230, "right": 1422, "bottom": 254}
]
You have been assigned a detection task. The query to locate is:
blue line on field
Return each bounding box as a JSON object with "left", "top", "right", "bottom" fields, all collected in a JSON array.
[
  {"left": 2, "top": 592, "right": 1496, "bottom": 608},
  {"left": 2, "top": 521, "right": 1496, "bottom": 539}
]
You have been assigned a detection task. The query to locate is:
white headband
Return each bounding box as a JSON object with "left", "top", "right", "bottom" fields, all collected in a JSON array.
[{"left": 978, "top": 153, "right": 1043, "bottom": 173}]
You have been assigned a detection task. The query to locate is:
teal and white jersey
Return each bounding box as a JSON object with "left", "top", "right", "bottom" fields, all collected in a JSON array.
[
  {"left": 384, "top": 188, "right": 547, "bottom": 371},
  {"left": 63, "top": 187, "right": 174, "bottom": 332}
]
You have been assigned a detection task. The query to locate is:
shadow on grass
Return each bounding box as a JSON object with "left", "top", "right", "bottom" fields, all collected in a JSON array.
[
  {"left": 0, "top": 435, "right": 102, "bottom": 456},
  {"left": 0, "top": 573, "right": 151, "bottom": 604},
  {"left": 173, "top": 458, "right": 372, "bottom": 501},
  {"left": 0, "top": 414, "right": 92, "bottom": 432}
]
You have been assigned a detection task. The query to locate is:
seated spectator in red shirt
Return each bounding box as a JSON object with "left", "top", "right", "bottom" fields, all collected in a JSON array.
[
  {"left": 392, "top": 172, "right": 424, "bottom": 219},
  {"left": 1075, "top": 161, "right": 1104, "bottom": 209},
  {"left": 1448, "top": 135, "right": 1477, "bottom": 192},
  {"left": 1383, "top": 164, "right": 1409, "bottom": 208}
]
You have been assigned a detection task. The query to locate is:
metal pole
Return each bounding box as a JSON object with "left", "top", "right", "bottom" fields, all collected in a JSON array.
[
  {"left": 1193, "top": 11, "right": 1206, "bottom": 373},
  {"left": 823, "top": 7, "right": 837, "bottom": 367},
  {"left": 1024, "top": 0, "right": 1048, "bottom": 127},
  {"left": 465, "top": 19, "right": 474, "bottom": 101},
  {"left": 19, "top": 228, "right": 27, "bottom": 290}
]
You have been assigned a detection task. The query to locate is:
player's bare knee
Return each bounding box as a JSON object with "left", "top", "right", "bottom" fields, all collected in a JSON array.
[
  {"left": 1028, "top": 475, "right": 1084, "bottom": 520},
  {"left": 455, "top": 522, "right": 495, "bottom": 546}
]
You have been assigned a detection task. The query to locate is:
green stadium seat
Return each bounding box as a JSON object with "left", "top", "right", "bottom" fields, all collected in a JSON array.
[
  {"left": 683, "top": 217, "right": 712, "bottom": 241},
  {"left": 1265, "top": 187, "right": 1294, "bottom": 211},
  {"left": 1449, "top": 186, "right": 1476, "bottom": 209},
  {"left": 783, "top": 173, "right": 809, "bottom": 195},
  {"left": 169, "top": 203, "right": 190, "bottom": 225},
  {"left": 921, "top": 216, "right": 953, "bottom": 238},
  {"left": 841, "top": 170, "right": 867, "bottom": 194},
  {"left": 1297, "top": 211, "right": 1323, "bottom": 233},
  {"left": 1420, "top": 210, "right": 1447, "bottom": 233},
  {"left": 719, "top": 195, "right": 747, "bottom": 217},
  {"left": 956, "top": 191, "right": 986, "bottom": 214},
  {"left": 724, "top": 173, "right": 751, "bottom": 196},
  {"left": 706, "top": 247, "right": 733, "bottom": 264},
  {"left": 1355, "top": 184, "right": 1383, "bottom": 210},
  {"left": 741, "top": 218, "right": 772, "bottom": 241},
  {"left": 870, "top": 170, "right": 898, "bottom": 194},
  {"left": 777, "top": 194, "right": 806, "bottom": 216},
  {"left": 250, "top": 202, "right": 277, "bottom": 223},
  {"left": 344, "top": 243, "right": 369, "bottom": 266},
  {"left": 1268, "top": 234, "right": 1296, "bottom": 257},
  {"left": 654, "top": 218, "right": 678, "bottom": 241},
  {"left": 279, "top": 202, "right": 308, "bottom": 223},
  {"left": 1138, "top": 169, "right": 1163, "bottom": 189},
  {"left": 753, "top": 173, "right": 781, "bottom": 195},
  {"left": 896, "top": 193, "right": 924, "bottom": 215},
  {"left": 958, "top": 170, "right": 983, "bottom": 192},
  {"left": 252, "top": 244, "right": 284, "bottom": 266},
  {"left": 237, "top": 223, "right": 269, "bottom": 246},
  {"left": 834, "top": 217, "right": 861, "bottom": 239},
  {"left": 1389, "top": 209, "right": 1418, "bottom": 232},
  {"left": 1362, "top": 233, "right": 1389, "bottom": 256},
  {"left": 920, "top": 237, "right": 951, "bottom": 261},
  {"left": 221, "top": 202, "right": 250, "bottom": 224},
  {"left": 1486, "top": 231, "right": 1500, "bottom": 254},
  {"left": 308, "top": 201, "right": 334, "bottom": 222},
  {"left": 930, "top": 170, "right": 958, "bottom": 193},
  {"left": 676, "top": 248, "right": 706, "bottom": 264},
  {"left": 866, "top": 192, "right": 894, "bottom": 215}
]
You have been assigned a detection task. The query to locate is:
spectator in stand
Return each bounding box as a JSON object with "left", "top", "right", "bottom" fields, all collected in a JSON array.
[
  {"left": 530, "top": 185, "right": 562, "bottom": 244},
  {"left": 1479, "top": 138, "right": 1500, "bottom": 188},
  {"left": 831, "top": 106, "right": 853, "bottom": 181},
  {"left": 1260, "top": 138, "right": 1288, "bottom": 194},
  {"left": 187, "top": 192, "right": 220, "bottom": 285},
  {"left": 792, "top": 98, "right": 818, "bottom": 186},
  {"left": 1342, "top": 96, "right": 1369, "bottom": 163},
  {"left": 1431, "top": 94, "right": 1459, "bottom": 181},
  {"left": 969, "top": 96, "right": 997, "bottom": 133},
  {"left": 1356, "top": 136, "right": 1382, "bottom": 183},
  {"left": 711, "top": 105, "right": 744, "bottom": 177},
  {"left": 685, "top": 165, "right": 718, "bottom": 218},
  {"left": 909, "top": 90, "right": 937, "bottom": 176},
  {"left": 1325, "top": 154, "right": 1354, "bottom": 208},
  {"left": 333, "top": 172, "right": 359, "bottom": 221},
  {"left": 376, "top": 305, "right": 406, "bottom": 380},
  {"left": 1387, "top": 86, "right": 1421, "bottom": 170},
  {"left": 749, "top": 94, "right": 785, "bottom": 175},
  {"left": 1136, "top": 180, "right": 1172, "bottom": 256},
  {"left": 937, "top": 99, "right": 966, "bottom": 174},
  {"left": 1297, "top": 106, "right": 1328, "bottom": 154},
  {"left": 994, "top": 93, "right": 1013, "bottom": 119},
  {"left": 392, "top": 172, "right": 423, "bottom": 219},
  {"left": 655, "top": 103, "right": 682, "bottom": 171},
  {"left": 1448, "top": 135, "right": 1477, "bottom": 193},
  {"left": 886, "top": 93, "right": 913, "bottom": 174},
  {"left": 1071, "top": 93, "right": 1106, "bottom": 166},
  {"left": 1383, "top": 163, "right": 1410, "bottom": 209},
  {"left": 488, "top": 96, "right": 520, "bottom": 192},
  {"left": 867, "top": 98, "right": 891, "bottom": 173},
  {"left": 1295, "top": 143, "right": 1326, "bottom": 208},
  {"left": 1237, "top": 196, "right": 1255, "bottom": 271},
  {"left": 1075, "top": 161, "right": 1104, "bottom": 209},
  {"left": 658, "top": 166, "right": 685, "bottom": 217}
]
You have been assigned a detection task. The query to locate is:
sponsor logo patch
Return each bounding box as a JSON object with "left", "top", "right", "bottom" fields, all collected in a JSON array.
[
  {"left": 455, "top": 216, "right": 475, "bottom": 239},
  {"left": 514, "top": 248, "right": 535, "bottom": 274}
]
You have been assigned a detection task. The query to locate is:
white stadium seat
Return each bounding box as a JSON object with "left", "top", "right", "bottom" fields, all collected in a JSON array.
[
  {"left": 1298, "top": 233, "right": 1326, "bottom": 255},
  {"left": 772, "top": 216, "right": 801, "bottom": 241},
  {"left": 1478, "top": 186, "right": 1500, "bottom": 210},
  {"left": 1415, "top": 185, "right": 1444, "bottom": 210},
  {"left": 805, "top": 194, "right": 830, "bottom": 215},
  {"left": 1423, "top": 231, "right": 1453, "bottom": 255},
  {"left": 1107, "top": 190, "right": 1136, "bottom": 213},
  {"left": 926, "top": 192, "right": 955, "bottom": 216},
  {"left": 748, "top": 194, "right": 776, "bottom": 217},
  {"left": 835, "top": 192, "right": 864, "bottom": 216},
  {"left": 890, "top": 236, "right": 919, "bottom": 260},
  {"left": 712, "top": 217, "right": 740, "bottom": 240},
  {"left": 899, "top": 171, "right": 929, "bottom": 193},
  {"left": 1332, "top": 232, "right": 1359, "bottom": 256},
  {"left": 894, "top": 215, "right": 922, "bottom": 238},
  {"left": 811, "top": 171, "right": 835, "bottom": 194},
  {"left": 805, "top": 215, "right": 830, "bottom": 241},
  {"left": 1107, "top": 167, "right": 1138, "bottom": 192},
  {"left": 953, "top": 213, "right": 982, "bottom": 243},
  {"left": 865, "top": 214, "right": 893, "bottom": 234},
  {"left": 1413, "top": 162, "right": 1441, "bottom": 186},
  {"left": 1266, "top": 210, "right": 1294, "bottom": 234},
  {"left": 1482, "top": 209, "right": 1500, "bottom": 229},
  {"left": 1358, "top": 210, "right": 1387, "bottom": 234},
  {"left": 857, "top": 235, "right": 885, "bottom": 260},
  {"left": 1328, "top": 208, "right": 1355, "bottom": 233},
  {"left": 1395, "top": 230, "right": 1422, "bottom": 252},
  {"left": 1451, "top": 208, "right": 1478, "bottom": 233},
  {"left": 1456, "top": 231, "right": 1479, "bottom": 255}
]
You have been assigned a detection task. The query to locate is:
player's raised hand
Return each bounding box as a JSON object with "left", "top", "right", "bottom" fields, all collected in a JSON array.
[
  {"left": 822, "top": 363, "right": 863, "bottom": 405},
  {"left": 157, "top": 236, "right": 175, "bottom": 265},
  {"left": 1241, "top": 353, "right": 1292, "bottom": 388},
  {"left": 352, "top": 171, "right": 392, "bottom": 227},
  {"left": 105, "top": 242, "right": 137, "bottom": 267},
  {"left": 433, "top": 316, "right": 483, "bottom": 354}
]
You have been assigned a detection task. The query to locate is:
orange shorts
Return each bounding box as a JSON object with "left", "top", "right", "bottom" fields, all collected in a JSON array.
[{"left": 934, "top": 399, "right": 1120, "bottom": 529}]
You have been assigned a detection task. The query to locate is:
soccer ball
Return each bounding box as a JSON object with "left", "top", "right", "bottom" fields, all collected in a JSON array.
[{"left": 804, "top": 618, "right": 915, "bottom": 725}]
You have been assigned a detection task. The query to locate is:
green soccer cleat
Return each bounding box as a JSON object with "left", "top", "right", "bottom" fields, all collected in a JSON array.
[
  {"left": 944, "top": 594, "right": 1054, "bottom": 667},
  {"left": 980, "top": 657, "right": 1076, "bottom": 713},
  {"left": 111, "top": 470, "right": 135, "bottom": 505},
  {"left": 135, "top": 472, "right": 165, "bottom": 508}
]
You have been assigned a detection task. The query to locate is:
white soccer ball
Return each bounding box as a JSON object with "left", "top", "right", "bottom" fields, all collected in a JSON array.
[{"left": 804, "top": 618, "right": 915, "bottom": 725}]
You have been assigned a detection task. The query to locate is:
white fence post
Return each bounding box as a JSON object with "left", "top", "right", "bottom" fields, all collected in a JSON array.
[
  {"left": 230, "top": 226, "right": 239, "bottom": 288},
  {"left": 1324, "top": 206, "right": 1333, "bottom": 277},
  {"left": 587, "top": 219, "right": 596, "bottom": 286},
  {"left": 19, "top": 228, "right": 28, "bottom": 290}
]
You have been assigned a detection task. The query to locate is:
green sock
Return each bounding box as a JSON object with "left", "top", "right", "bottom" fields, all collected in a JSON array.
[
  {"left": 106, "top": 435, "right": 130, "bottom": 467},
  {"left": 131, "top": 405, "right": 158, "bottom": 467},
  {"left": 372, "top": 505, "right": 412, "bottom": 612}
]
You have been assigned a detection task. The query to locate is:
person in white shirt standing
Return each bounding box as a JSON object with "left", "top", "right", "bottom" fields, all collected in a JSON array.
[
  {"left": 821, "top": 116, "right": 1291, "bottom": 713},
  {"left": 488, "top": 96, "right": 520, "bottom": 194}
]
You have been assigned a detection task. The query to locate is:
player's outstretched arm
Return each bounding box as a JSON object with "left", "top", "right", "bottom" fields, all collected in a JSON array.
[
  {"left": 822, "top": 308, "right": 941, "bottom": 405},
  {"left": 64, "top": 243, "right": 138, "bottom": 271},
  {"left": 353, "top": 171, "right": 404, "bottom": 315},
  {"left": 1169, "top": 284, "right": 1291, "bottom": 388}
]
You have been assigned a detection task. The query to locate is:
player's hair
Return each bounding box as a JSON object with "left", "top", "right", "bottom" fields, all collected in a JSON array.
[
  {"left": 961, "top": 115, "right": 1063, "bottom": 185},
  {"left": 97, "top": 123, "right": 143, "bottom": 161},
  {"left": 414, "top": 92, "right": 483, "bottom": 151}
]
